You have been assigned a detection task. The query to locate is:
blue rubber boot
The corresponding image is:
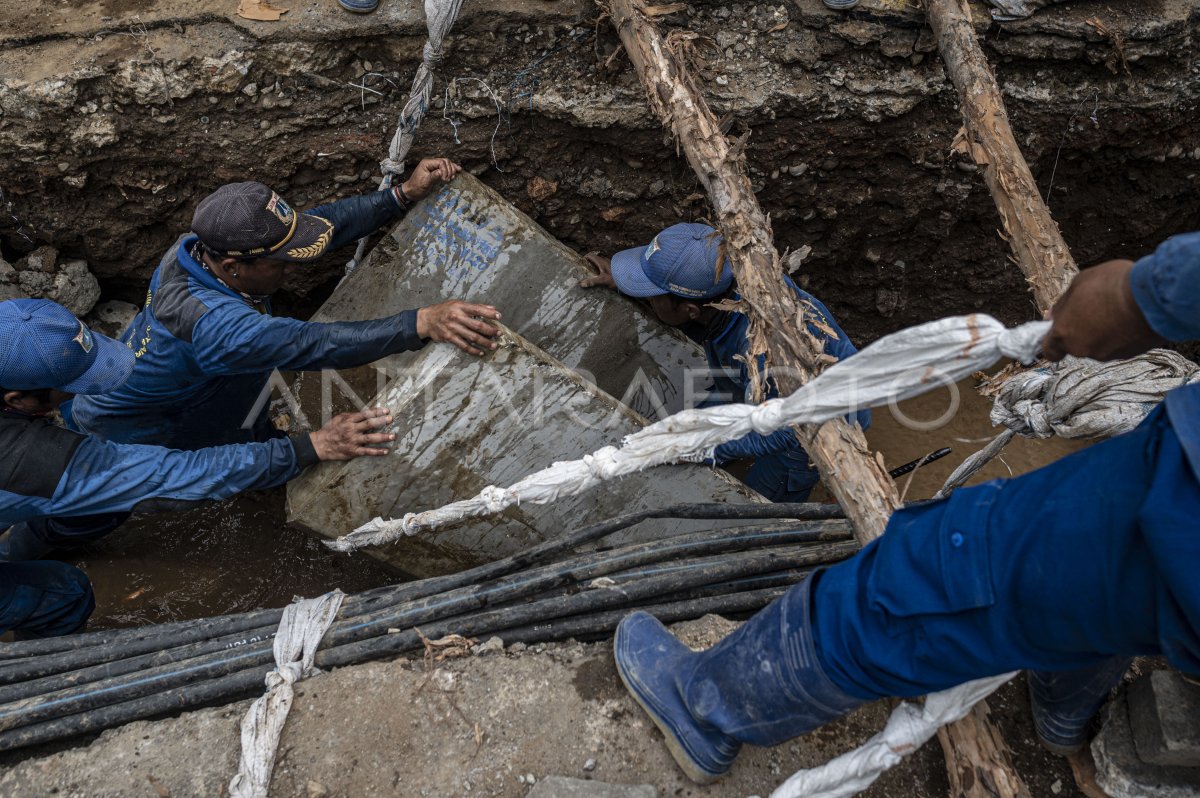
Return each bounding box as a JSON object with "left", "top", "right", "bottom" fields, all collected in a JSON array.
[
  {"left": 337, "top": 0, "right": 378, "bottom": 13},
  {"left": 1028, "top": 658, "right": 1131, "bottom": 754},
  {"left": 0, "top": 523, "right": 53, "bottom": 562},
  {"left": 613, "top": 575, "right": 864, "bottom": 783}
]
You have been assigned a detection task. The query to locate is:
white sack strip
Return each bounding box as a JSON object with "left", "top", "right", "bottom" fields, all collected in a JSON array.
[
  {"left": 327, "top": 315, "right": 1050, "bottom": 552},
  {"left": 229, "top": 591, "right": 345, "bottom": 798},
  {"left": 761, "top": 673, "right": 1017, "bottom": 798},
  {"left": 344, "top": 0, "right": 466, "bottom": 277},
  {"left": 990, "top": 349, "right": 1199, "bottom": 440}
]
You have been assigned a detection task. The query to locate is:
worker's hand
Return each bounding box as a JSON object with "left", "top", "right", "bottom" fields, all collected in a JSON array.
[
  {"left": 579, "top": 252, "right": 616, "bottom": 289},
  {"left": 401, "top": 158, "right": 462, "bottom": 202},
  {"left": 1042, "top": 259, "right": 1166, "bottom": 362},
  {"left": 310, "top": 407, "right": 395, "bottom": 461},
  {"left": 416, "top": 300, "right": 502, "bottom": 356}
]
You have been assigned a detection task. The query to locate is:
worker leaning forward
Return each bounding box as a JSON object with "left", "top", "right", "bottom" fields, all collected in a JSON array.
[
  {"left": 68, "top": 158, "right": 502, "bottom": 452},
  {"left": 582, "top": 223, "right": 869, "bottom": 502},
  {"left": 613, "top": 232, "right": 1200, "bottom": 782},
  {"left": 0, "top": 300, "right": 394, "bottom": 637}
]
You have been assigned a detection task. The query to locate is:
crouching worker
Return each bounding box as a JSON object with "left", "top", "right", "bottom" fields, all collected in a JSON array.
[
  {"left": 582, "top": 223, "right": 868, "bottom": 501},
  {"left": 69, "top": 158, "right": 503, "bottom": 451},
  {"left": 0, "top": 299, "right": 396, "bottom": 637},
  {"left": 614, "top": 233, "right": 1200, "bottom": 782}
]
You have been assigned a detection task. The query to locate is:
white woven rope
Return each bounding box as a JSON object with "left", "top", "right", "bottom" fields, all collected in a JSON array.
[
  {"left": 762, "top": 673, "right": 1018, "bottom": 798},
  {"left": 938, "top": 349, "right": 1199, "bottom": 496},
  {"left": 228, "top": 591, "right": 345, "bottom": 798},
  {"left": 345, "top": 0, "right": 468, "bottom": 277},
  {"left": 325, "top": 314, "right": 1050, "bottom": 552}
]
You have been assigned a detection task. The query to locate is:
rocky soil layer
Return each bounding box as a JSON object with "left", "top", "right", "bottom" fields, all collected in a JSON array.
[{"left": 2, "top": 0, "right": 1197, "bottom": 338}]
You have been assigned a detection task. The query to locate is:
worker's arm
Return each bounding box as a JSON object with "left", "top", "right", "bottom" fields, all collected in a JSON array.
[
  {"left": 1041, "top": 231, "right": 1200, "bottom": 360},
  {"left": 36, "top": 408, "right": 394, "bottom": 519},
  {"left": 309, "top": 158, "right": 462, "bottom": 250},
  {"left": 193, "top": 303, "right": 423, "bottom": 374},
  {"left": 1129, "top": 232, "right": 1200, "bottom": 342},
  {"left": 192, "top": 296, "right": 501, "bottom": 374}
]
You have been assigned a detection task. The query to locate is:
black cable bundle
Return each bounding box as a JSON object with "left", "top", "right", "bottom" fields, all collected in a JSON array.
[{"left": 0, "top": 502, "right": 852, "bottom": 752}]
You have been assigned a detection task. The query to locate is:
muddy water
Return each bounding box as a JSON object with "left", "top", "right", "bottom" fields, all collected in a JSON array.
[{"left": 73, "top": 372, "right": 1089, "bottom": 630}]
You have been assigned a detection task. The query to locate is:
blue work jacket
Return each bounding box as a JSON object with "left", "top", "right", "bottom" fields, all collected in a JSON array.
[
  {"left": 69, "top": 191, "right": 425, "bottom": 450},
  {"left": 1132, "top": 230, "right": 1200, "bottom": 483},
  {"left": 0, "top": 409, "right": 315, "bottom": 527},
  {"left": 702, "top": 277, "right": 870, "bottom": 466}
]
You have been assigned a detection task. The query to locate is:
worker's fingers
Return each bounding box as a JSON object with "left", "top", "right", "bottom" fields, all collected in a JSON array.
[
  {"left": 353, "top": 445, "right": 391, "bottom": 457},
  {"left": 460, "top": 317, "right": 500, "bottom": 338},
  {"left": 448, "top": 334, "right": 486, "bottom": 356},
  {"left": 350, "top": 414, "right": 395, "bottom": 432},
  {"left": 453, "top": 302, "right": 502, "bottom": 320},
  {"left": 579, "top": 273, "right": 616, "bottom": 289},
  {"left": 354, "top": 432, "right": 397, "bottom": 445},
  {"left": 1040, "top": 330, "right": 1066, "bottom": 362},
  {"left": 449, "top": 323, "right": 500, "bottom": 350}
]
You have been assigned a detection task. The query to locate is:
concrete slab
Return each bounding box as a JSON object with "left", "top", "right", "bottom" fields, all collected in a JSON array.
[
  {"left": 1129, "top": 670, "right": 1200, "bottom": 768},
  {"left": 286, "top": 327, "right": 764, "bottom": 578},
  {"left": 1092, "top": 691, "right": 1200, "bottom": 798},
  {"left": 527, "top": 775, "right": 657, "bottom": 798},
  {"left": 318, "top": 173, "right": 712, "bottom": 421}
]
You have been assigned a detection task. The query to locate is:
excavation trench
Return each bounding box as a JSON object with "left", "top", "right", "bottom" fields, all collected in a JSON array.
[
  {"left": 0, "top": 0, "right": 1195, "bottom": 622},
  {"left": 0, "top": 1, "right": 1194, "bottom": 793}
]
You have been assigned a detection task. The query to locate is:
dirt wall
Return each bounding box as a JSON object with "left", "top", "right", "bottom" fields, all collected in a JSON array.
[{"left": 1, "top": 0, "right": 1198, "bottom": 339}]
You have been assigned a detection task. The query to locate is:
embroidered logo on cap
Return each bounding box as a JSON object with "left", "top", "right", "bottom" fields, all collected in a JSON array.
[
  {"left": 266, "top": 193, "right": 295, "bottom": 225},
  {"left": 73, "top": 321, "right": 95, "bottom": 354},
  {"left": 644, "top": 235, "right": 661, "bottom": 261}
]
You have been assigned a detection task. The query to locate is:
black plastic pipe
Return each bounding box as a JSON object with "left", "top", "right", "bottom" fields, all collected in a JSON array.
[
  {"left": 0, "top": 534, "right": 847, "bottom": 726},
  {"left": 0, "top": 502, "right": 846, "bottom": 663}
]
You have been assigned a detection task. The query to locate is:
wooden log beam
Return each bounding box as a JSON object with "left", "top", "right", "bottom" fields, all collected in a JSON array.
[
  {"left": 605, "top": 2, "right": 1029, "bottom": 797},
  {"left": 926, "top": 0, "right": 1078, "bottom": 314},
  {"left": 605, "top": 0, "right": 899, "bottom": 545}
]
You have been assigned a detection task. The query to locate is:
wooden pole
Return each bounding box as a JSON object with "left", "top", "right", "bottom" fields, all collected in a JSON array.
[
  {"left": 926, "top": 0, "right": 1078, "bottom": 314},
  {"left": 604, "top": 2, "right": 1029, "bottom": 797},
  {"left": 605, "top": 0, "right": 899, "bottom": 545}
]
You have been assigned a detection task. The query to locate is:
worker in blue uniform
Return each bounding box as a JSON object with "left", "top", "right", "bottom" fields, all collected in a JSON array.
[
  {"left": 581, "top": 223, "right": 868, "bottom": 502},
  {"left": 613, "top": 232, "right": 1200, "bottom": 783},
  {"left": 69, "top": 158, "right": 503, "bottom": 451},
  {"left": 0, "top": 299, "right": 397, "bottom": 637}
]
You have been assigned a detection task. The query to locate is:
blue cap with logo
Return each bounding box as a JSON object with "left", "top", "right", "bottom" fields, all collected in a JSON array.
[
  {"left": 0, "top": 299, "right": 136, "bottom": 394},
  {"left": 610, "top": 223, "right": 734, "bottom": 300}
]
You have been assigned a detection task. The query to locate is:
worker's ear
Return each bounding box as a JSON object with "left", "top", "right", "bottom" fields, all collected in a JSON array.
[
  {"left": 3, "top": 390, "right": 39, "bottom": 412},
  {"left": 683, "top": 301, "right": 705, "bottom": 321}
]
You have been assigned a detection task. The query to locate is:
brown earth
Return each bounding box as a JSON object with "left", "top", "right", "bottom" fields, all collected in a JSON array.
[{"left": 2, "top": 0, "right": 1199, "bottom": 340}]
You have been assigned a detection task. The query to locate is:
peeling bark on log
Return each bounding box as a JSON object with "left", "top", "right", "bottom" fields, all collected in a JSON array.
[
  {"left": 926, "top": 0, "right": 1078, "bottom": 314},
  {"left": 605, "top": 2, "right": 1025, "bottom": 797},
  {"left": 937, "top": 701, "right": 1034, "bottom": 798},
  {"left": 605, "top": 0, "right": 899, "bottom": 545}
]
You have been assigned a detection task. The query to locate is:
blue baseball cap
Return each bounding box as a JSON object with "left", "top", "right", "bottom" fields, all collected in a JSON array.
[
  {"left": 610, "top": 223, "right": 734, "bottom": 300},
  {"left": 0, "top": 299, "right": 135, "bottom": 394}
]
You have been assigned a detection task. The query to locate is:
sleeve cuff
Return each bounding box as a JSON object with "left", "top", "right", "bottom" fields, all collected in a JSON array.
[
  {"left": 290, "top": 432, "right": 320, "bottom": 470},
  {"left": 1130, "top": 255, "right": 1185, "bottom": 342}
]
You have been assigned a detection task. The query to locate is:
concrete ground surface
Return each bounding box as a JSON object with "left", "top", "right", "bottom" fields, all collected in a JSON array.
[{"left": 0, "top": 617, "right": 1082, "bottom": 798}]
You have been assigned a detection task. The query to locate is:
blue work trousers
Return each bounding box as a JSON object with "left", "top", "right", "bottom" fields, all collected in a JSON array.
[
  {"left": 745, "top": 448, "right": 820, "bottom": 504},
  {"left": 811, "top": 407, "right": 1199, "bottom": 700},
  {"left": 0, "top": 561, "right": 94, "bottom": 638}
]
